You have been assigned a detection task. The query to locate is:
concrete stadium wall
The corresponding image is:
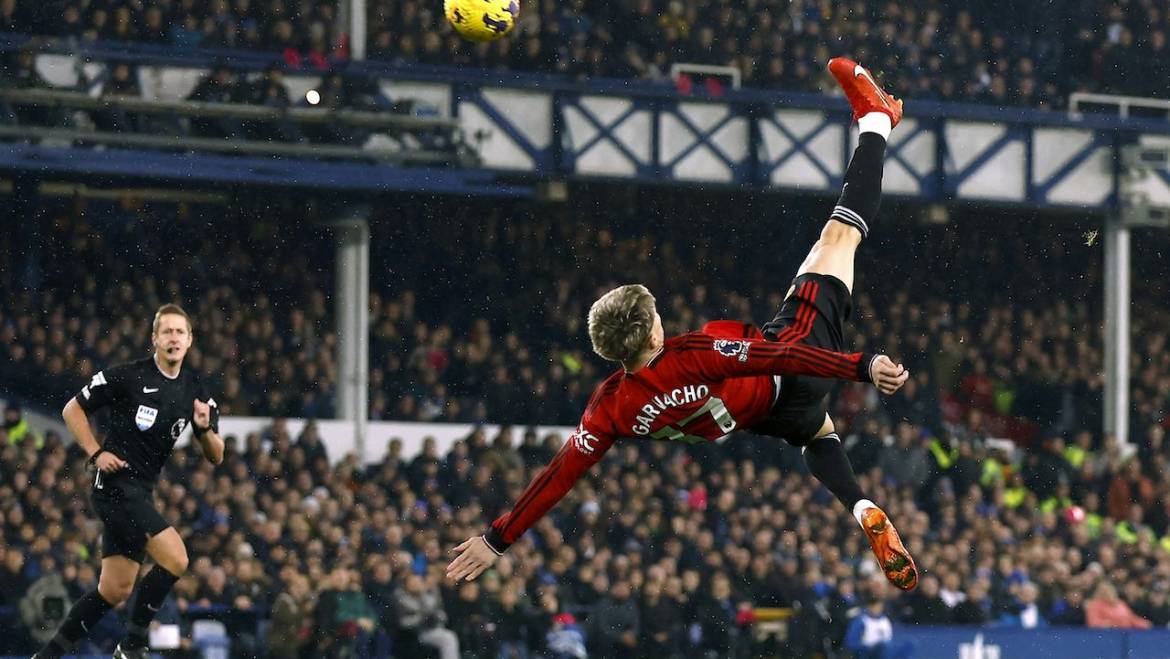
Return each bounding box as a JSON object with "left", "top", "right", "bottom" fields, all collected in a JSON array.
[{"left": 214, "top": 417, "right": 576, "bottom": 465}]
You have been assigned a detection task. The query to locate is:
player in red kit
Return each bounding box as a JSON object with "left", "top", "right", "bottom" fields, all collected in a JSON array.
[{"left": 448, "top": 57, "right": 920, "bottom": 591}]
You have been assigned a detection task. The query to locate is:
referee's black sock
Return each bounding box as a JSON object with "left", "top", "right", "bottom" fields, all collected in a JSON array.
[
  {"left": 122, "top": 565, "right": 181, "bottom": 649},
  {"left": 829, "top": 131, "right": 888, "bottom": 239},
  {"left": 38, "top": 590, "right": 115, "bottom": 659},
  {"left": 802, "top": 433, "right": 868, "bottom": 511}
]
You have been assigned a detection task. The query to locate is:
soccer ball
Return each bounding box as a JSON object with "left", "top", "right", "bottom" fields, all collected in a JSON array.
[{"left": 445, "top": 0, "right": 518, "bottom": 43}]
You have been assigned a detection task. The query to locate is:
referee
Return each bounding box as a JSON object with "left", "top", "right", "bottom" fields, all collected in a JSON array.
[{"left": 35, "top": 304, "right": 224, "bottom": 659}]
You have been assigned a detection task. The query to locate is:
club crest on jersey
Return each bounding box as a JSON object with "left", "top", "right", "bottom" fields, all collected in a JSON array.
[
  {"left": 171, "top": 418, "right": 188, "bottom": 440},
  {"left": 135, "top": 405, "right": 158, "bottom": 431},
  {"left": 713, "top": 339, "right": 749, "bottom": 362}
]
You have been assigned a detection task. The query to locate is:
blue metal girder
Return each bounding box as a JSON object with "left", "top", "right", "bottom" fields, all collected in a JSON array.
[
  {"left": 0, "top": 142, "right": 533, "bottom": 196},
  {"left": 760, "top": 113, "right": 839, "bottom": 186},
  {"left": 661, "top": 103, "right": 752, "bottom": 182},
  {"left": 559, "top": 94, "right": 655, "bottom": 178},
  {"left": 454, "top": 85, "right": 554, "bottom": 171},
  {"left": 1030, "top": 131, "right": 1113, "bottom": 204},
  {"left": 885, "top": 121, "right": 936, "bottom": 196},
  {"left": 943, "top": 126, "right": 1028, "bottom": 197}
]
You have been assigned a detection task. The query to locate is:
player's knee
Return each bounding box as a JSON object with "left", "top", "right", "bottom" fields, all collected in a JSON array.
[
  {"left": 99, "top": 579, "right": 135, "bottom": 606},
  {"left": 170, "top": 553, "right": 190, "bottom": 576}
]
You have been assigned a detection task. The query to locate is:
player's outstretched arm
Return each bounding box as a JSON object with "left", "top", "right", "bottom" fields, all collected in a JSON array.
[
  {"left": 686, "top": 334, "right": 908, "bottom": 394},
  {"left": 446, "top": 424, "right": 614, "bottom": 582}
]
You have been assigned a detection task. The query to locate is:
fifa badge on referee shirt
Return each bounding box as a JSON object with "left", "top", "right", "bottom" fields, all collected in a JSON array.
[{"left": 135, "top": 405, "right": 158, "bottom": 431}]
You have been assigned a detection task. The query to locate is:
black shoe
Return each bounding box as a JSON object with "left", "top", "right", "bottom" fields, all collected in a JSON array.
[{"left": 112, "top": 643, "right": 150, "bottom": 659}]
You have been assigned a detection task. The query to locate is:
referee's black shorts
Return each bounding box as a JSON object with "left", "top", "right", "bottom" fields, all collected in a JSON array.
[
  {"left": 750, "top": 272, "right": 854, "bottom": 446},
  {"left": 90, "top": 475, "right": 169, "bottom": 563}
]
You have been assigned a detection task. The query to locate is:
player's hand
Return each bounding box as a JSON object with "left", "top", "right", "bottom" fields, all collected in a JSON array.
[
  {"left": 192, "top": 399, "right": 211, "bottom": 431},
  {"left": 870, "top": 355, "right": 909, "bottom": 395},
  {"left": 446, "top": 536, "right": 501, "bottom": 582},
  {"left": 94, "top": 450, "right": 128, "bottom": 473}
]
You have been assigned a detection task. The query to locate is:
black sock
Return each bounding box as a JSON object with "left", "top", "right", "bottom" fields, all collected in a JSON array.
[
  {"left": 803, "top": 433, "right": 868, "bottom": 510},
  {"left": 39, "top": 590, "right": 115, "bottom": 659},
  {"left": 122, "top": 565, "right": 181, "bottom": 649},
  {"left": 829, "top": 132, "right": 887, "bottom": 238}
]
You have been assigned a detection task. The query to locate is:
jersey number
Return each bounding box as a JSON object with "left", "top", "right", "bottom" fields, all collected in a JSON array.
[{"left": 651, "top": 397, "right": 737, "bottom": 444}]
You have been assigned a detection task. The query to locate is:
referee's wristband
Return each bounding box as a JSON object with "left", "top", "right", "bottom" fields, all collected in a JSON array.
[
  {"left": 87, "top": 447, "right": 106, "bottom": 466},
  {"left": 193, "top": 424, "right": 211, "bottom": 438}
]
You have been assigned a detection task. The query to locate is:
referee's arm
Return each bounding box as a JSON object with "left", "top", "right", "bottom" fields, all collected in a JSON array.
[
  {"left": 62, "top": 397, "right": 101, "bottom": 459},
  {"left": 192, "top": 398, "right": 224, "bottom": 465}
]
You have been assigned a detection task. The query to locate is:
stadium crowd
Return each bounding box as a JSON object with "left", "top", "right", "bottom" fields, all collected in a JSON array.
[
  {"left": 0, "top": 192, "right": 1168, "bottom": 657},
  {"left": 0, "top": 196, "right": 337, "bottom": 420},
  {"left": 4, "top": 0, "right": 1170, "bottom": 107},
  {"left": 3, "top": 388, "right": 1170, "bottom": 657},
  {"left": 2, "top": 193, "right": 1168, "bottom": 444}
]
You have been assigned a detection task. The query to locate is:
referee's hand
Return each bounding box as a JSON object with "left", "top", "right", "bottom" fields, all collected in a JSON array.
[
  {"left": 193, "top": 399, "right": 211, "bottom": 430},
  {"left": 870, "top": 355, "right": 909, "bottom": 395},
  {"left": 94, "top": 451, "right": 128, "bottom": 473}
]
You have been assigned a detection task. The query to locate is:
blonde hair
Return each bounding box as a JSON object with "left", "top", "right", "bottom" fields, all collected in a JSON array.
[
  {"left": 587, "top": 284, "right": 656, "bottom": 363},
  {"left": 152, "top": 303, "right": 192, "bottom": 335}
]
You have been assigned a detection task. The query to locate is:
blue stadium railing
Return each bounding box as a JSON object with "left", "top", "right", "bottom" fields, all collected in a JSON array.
[{"left": 4, "top": 33, "right": 1170, "bottom": 210}]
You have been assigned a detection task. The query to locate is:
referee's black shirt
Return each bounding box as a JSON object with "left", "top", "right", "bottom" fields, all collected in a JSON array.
[{"left": 76, "top": 356, "right": 220, "bottom": 487}]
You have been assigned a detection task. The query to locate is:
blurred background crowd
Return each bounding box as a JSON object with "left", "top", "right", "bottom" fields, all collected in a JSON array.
[
  {"left": 0, "top": 190, "right": 1167, "bottom": 657},
  {"left": 3, "top": 394, "right": 1170, "bottom": 657},
  {"left": 4, "top": 0, "right": 1170, "bottom": 108},
  {"left": 3, "top": 192, "right": 1167, "bottom": 441}
]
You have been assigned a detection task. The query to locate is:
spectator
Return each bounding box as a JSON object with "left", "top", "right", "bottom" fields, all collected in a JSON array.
[
  {"left": 879, "top": 423, "right": 930, "bottom": 488},
  {"left": 268, "top": 572, "right": 312, "bottom": 658},
  {"left": 1107, "top": 459, "right": 1156, "bottom": 521},
  {"left": 1000, "top": 582, "right": 1046, "bottom": 629},
  {"left": 492, "top": 584, "right": 529, "bottom": 659},
  {"left": 19, "top": 571, "right": 70, "bottom": 648},
  {"left": 3, "top": 404, "right": 39, "bottom": 448},
  {"left": 640, "top": 578, "right": 681, "bottom": 655},
  {"left": 901, "top": 574, "right": 951, "bottom": 625},
  {"left": 90, "top": 62, "right": 142, "bottom": 133},
  {"left": 1138, "top": 582, "right": 1170, "bottom": 627},
  {"left": 244, "top": 62, "right": 305, "bottom": 142},
  {"left": 446, "top": 580, "right": 492, "bottom": 657},
  {"left": 692, "top": 572, "right": 737, "bottom": 657},
  {"left": 1051, "top": 588, "right": 1087, "bottom": 627},
  {"left": 186, "top": 65, "right": 244, "bottom": 138},
  {"left": 845, "top": 592, "right": 913, "bottom": 659},
  {"left": 1085, "top": 582, "right": 1152, "bottom": 630},
  {"left": 393, "top": 573, "right": 460, "bottom": 659},
  {"left": 586, "top": 578, "right": 640, "bottom": 656},
  {"left": 952, "top": 580, "right": 991, "bottom": 626}
]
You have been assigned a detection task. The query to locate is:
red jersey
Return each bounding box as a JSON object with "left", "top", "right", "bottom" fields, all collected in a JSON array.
[{"left": 483, "top": 321, "right": 876, "bottom": 552}]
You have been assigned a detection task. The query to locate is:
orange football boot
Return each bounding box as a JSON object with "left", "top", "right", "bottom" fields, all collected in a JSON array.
[
  {"left": 828, "top": 57, "right": 903, "bottom": 127},
  {"left": 860, "top": 507, "right": 919, "bottom": 591}
]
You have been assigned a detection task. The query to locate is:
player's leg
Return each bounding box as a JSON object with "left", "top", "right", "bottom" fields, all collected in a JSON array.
[
  {"left": 116, "top": 527, "right": 189, "bottom": 655},
  {"left": 804, "top": 413, "right": 918, "bottom": 590},
  {"left": 791, "top": 58, "right": 902, "bottom": 295},
  {"left": 34, "top": 556, "right": 138, "bottom": 659}
]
